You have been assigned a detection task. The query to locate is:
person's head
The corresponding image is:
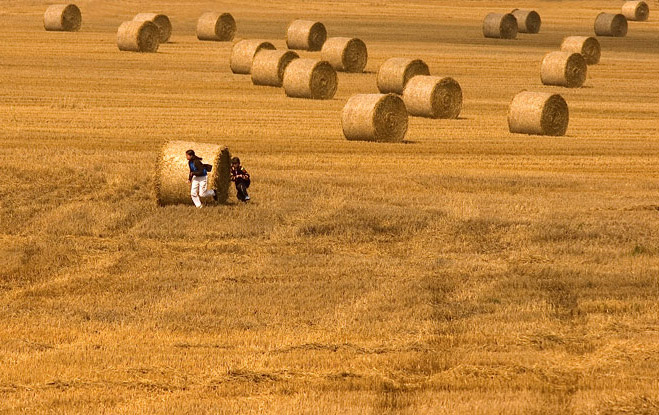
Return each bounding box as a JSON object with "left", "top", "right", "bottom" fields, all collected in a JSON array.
[
  {"left": 231, "top": 157, "right": 240, "bottom": 167},
  {"left": 185, "top": 149, "right": 195, "bottom": 160}
]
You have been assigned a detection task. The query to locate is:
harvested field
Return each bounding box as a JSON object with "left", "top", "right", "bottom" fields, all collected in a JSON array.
[{"left": 1, "top": 1, "right": 659, "bottom": 413}]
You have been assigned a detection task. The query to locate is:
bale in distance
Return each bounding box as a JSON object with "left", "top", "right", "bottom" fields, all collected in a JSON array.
[
  {"left": 251, "top": 50, "right": 300, "bottom": 87},
  {"left": 402, "top": 76, "right": 462, "bottom": 119},
  {"left": 594, "top": 13, "right": 628, "bottom": 37},
  {"left": 283, "top": 59, "right": 337, "bottom": 99},
  {"left": 197, "top": 12, "right": 236, "bottom": 41},
  {"left": 560, "top": 36, "right": 601, "bottom": 65},
  {"left": 508, "top": 91, "right": 569, "bottom": 136},
  {"left": 320, "top": 37, "right": 368, "bottom": 73},
  {"left": 483, "top": 13, "right": 518, "bottom": 39},
  {"left": 376, "top": 58, "right": 430, "bottom": 95},
  {"left": 132, "top": 13, "right": 172, "bottom": 43},
  {"left": 342, "top": 94, "right": 408, "bottom": 142},
  {"left": 541, "top": 51, "right": 587, "bottom": 88},
  {"left": 155, "top": 141, "right": 231, "bottom": 206},
  {"left": 622, "top": 1, "right": 649, "bottom": 21},
  {"left": 230, "top": 40, "right": 275, "bottom": 74},
  {"left": 44, "top": 4, "right": 81, "bottom": 32},
  {"left": 511, "top": 9, "right": 541, "bottom": 33},
  {"left": 286, "top": 20, "right": 327, "bottom": 51},
  {"left": 117, "top": 21, "right": 160, "bottom": 53}
]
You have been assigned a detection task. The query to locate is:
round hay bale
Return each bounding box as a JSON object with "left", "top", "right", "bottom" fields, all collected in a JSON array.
[
  {"left": 342, "top": 94, "right": 408, "bottom": 142},
  {"left": 508, "top": 91, "right": 569, "bottom": 136},
  {"left": 44, "top": 4, "right": 81, "bottom": 32},
  {"left": 622, "top": 1, "right": 649, "bottom": 21},
  {"left": 376, "top": 58, "right": 430, "bottom": 95},
  {"left": 286, "top": 20, "right": 327, "bottom": 51},
  {"left": 594, "top": 13, "right": 628, "bottom": 37},
  {"left": 117, "top": 21, "right": 160, "bottom": 53},
  {"left": 282, "top": 59, "right": 337, "bottom": 99},
  {"left": 560, "top": 36, "right": 601, "bottom": 65},
  {"left": 511, "top": 9, "right": 541, "bottom": 33},
  {"left": 155, "top": 141, "right": 231, "bottom": 206},
  {"left": 541, "top": 51, "right": 587, "bottom": 88},
  {"left": 483, "top": 13, "right": 518, "bottom": 39},
  {"left": 251, "top": 50, "right": 300, "bottom": 87},
  {"left": 196, "top": 12, "right": 236, "bottom": 41},
  {"left": 402, "top": 76, "right": 462, "bottom": 119},
  {"left": 132, "top": 13, "right": 172, "bottom": 43},
  {"left": 320, "top": 37, "right": 368, "bottom": 73},
  {"left": 230, "top": 40, "right": 276, "bottom": 75}
]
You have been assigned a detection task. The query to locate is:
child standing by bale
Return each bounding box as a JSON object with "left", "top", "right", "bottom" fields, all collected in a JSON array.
[
  {"left": 187, "top": 149, "right": 217, "bottom": 208},
  {"left": 230, "top": 157, "right": 250, "bottom": 202}
]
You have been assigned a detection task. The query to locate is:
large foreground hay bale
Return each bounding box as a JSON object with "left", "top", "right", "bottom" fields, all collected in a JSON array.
[
  {"left": 132, "top": 13, "right": 171, "bottom": 43},
  {"left": 342, "top": 94, "right": 408, "bottom": 142},
  {"left": 196, "top": 12, "right": 236, "bottom": 41},
  {"left": 320, "top": 37, "right": 368, "bottom": 73},
  {"left": 155, "top": 141, "right": 231, "bottom": 206},
  {"left": 283, "top": 59, "right": 337, "bottom": 99},
  {"left": 483, "top": 13, "right": 518, "bottom": 39},
  {"left": 508, "top": 91, "right": 569, "bottom": 136},
  {"left": 402, "top": 76, "right": 462, "bottom": 119},
  {"left": 252, "top": 50, "right": 300, "bottom": 87},
  {"left": 560, "top": 36, "right": 601, "bottom": 65},
  {"left": 622, "top": 1, "right": 649, "bottom": 21},
  {"left": 376, "top": 58, "right": 430, "bottom": 94},
  {"left": 541, "top": 51, "right": 587, "bottom": 88},
  {"left": 511, "top": 9, "right": 541, "bottom": 33},
  {"left": 44, "top": 4, "right": 81, "bottom": 32},
  {"left": 117, "top": 21, "right": 160, "bottom": 53},
  {"left": 230, "top": 40, "right": 275, "bottom": 74},
  {"left": 594, "top": 13, "right": 628, "bottom": 37},
  {"left": 286, "top": 20, "right": 327, "bottom": 51}
]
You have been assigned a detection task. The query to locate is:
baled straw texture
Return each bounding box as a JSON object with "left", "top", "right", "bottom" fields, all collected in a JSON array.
[
  {"left": 283, "top": 59, "right": 337, "bottom": 99},
  {"left": 320, "top": 37, "right": 368, "bottom": 73},
  {"left": 342, "top": 94, "right": 408, "bottom": 142},
  {"left": 376, "top": 58, "right": 430, "bottom": 95},
  {"left": 44, "top": 4, "right": 81, "bottom": 32},
  {"left": 251, "top": 50, "right": 300, "bottom": 87},
  {"left": 508, "top": 91, "right": 569, "bottom": 136},
  {"left": 483, "top": 13, "right": 518, "bottom": 39},
  {"left": 117, "top": 21, "right": 160, "bottom": 53},
  {"left": 402, "top": 76, "right": 462, "bottom": 119},
  {"left": 132, "top": 13, "right": 172, "bottom": 43},
  {"left": 594, "top": 13, "right": 628, "bottom": 37},
  {"left": 286, "top": 20, "right": 327, "bottom": 51},
  {"left": 560, "top": 36, "right": 601, "bottom": 65},
  {"left": 622, "top": 1, "right": 649, "bottom": 21},
  {"left": 230, "top": 40, "right": 275, "bottom": 74},
  {"left": 541, "top": 51, "right": 587, "bottom": 88},
  {"left": 511, "top": 9, "right": 541, "bottom": 33},
  {"left": 196, "top": 12, "right": 236, "bottom": 41},
  {"left": 155, "top": 141, "right": 231, "bottom": 206}
]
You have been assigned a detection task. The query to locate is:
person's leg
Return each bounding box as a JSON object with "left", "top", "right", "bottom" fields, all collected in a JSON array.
[
  {"left": 190, "top": 177, "right": 202, "bottom": 208},
  {"left": 199, "top": 176, "right": 216, "bottom": 199}
]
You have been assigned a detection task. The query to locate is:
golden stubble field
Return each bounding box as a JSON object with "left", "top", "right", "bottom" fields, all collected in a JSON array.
[{"left": 1, "top": 0, "right": 659, "bottom": 413}]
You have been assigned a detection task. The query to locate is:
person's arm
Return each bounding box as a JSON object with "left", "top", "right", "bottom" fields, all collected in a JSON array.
[{"left": 236, "top": 167, "right": 250, "bottom": 181}]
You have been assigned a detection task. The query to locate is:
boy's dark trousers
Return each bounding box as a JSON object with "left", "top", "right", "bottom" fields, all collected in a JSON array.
[{"left": 235, "top": 179, "right": 250, "bottom": 201}]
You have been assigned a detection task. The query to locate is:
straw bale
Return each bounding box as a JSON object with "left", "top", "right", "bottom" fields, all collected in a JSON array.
[
  {"left": 541, "top": 51, "right": 587, "bottom": 88},
  {"left": 483, "top": 13, "right": 518, "bottom": 39},
  {"left": 511, "top": 9, "right": 541, "bottom": 33},
  {"left": 402, "top": 76, "right": 462, "bottom": 119},
  {"left": 622, "top": 1, "right": 649, "bottom": 21},
  {"left": 197, "top": 12, "right": 236, "bottom": 41},
  {"left": 286, "top": 20, "right": 327, "bottom": 51},
  {"left": 44, "top": 4, "right": 81, "bottom": 32},
  {"left": 320, "top": 37, "right": 367, "bottom": 73},
  {"left": 376, "top": 58, "right": 430, "bottom": 95},
  {"left": 251, "top": 50, "right": 300, "bottom": 87},
  {"left": 560, "top": 36, "right": 601, "bottom": 65},
  {"left": 508, "top": 91, "right": 569, "bottom": 136},
  {"left": 133, "top": 13, "right": 171, "bottom": 43},
  {"left": 342, "top": 94, "right": 408, "bottom": 142},
  {"left": 230, "top": 40, "right": 275, "bottom": 74},
  {"left": 594, "top": 13, "right": 628, "bottom": 37},
  {"left": 155, "top": 141, "right": 231, "bottom": 206},
  {"left": 282, "top": 59, "right": 337, "bottom": 99},
  {"left": 117, "top": 21, "right": 160, "bottom": 53}
]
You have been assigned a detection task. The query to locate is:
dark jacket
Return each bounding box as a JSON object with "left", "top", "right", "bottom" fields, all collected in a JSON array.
[
  {"left": 230, "top": 166, "right": 250, "bottom": 183},
  {"left": 188, "top": 156, "right": 207, "bottom": 181}
]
